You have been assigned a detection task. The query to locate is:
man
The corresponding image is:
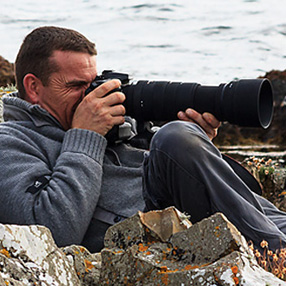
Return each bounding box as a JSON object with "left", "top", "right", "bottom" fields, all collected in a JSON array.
[{"left": 1, "top": 26, "right": 286, "bottom": 253}]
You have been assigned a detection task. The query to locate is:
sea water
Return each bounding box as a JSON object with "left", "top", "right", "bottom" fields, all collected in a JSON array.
[{"left": 0, "top": 0, "right": 285, "bottom": 84}]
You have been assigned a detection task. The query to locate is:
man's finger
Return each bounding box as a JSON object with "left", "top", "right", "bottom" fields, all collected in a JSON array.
[
  {"left": 202, "top": 112, "right": 221, "bottom": 128},
  {"left": 90, "top": 79, "right": 122, "bottom": 98},
  {"left": 103, "top": 91, "right": 126, "bottom": 106},
  {"left": 109, "top": 104, "right": 126, "bottom": 116},
  {"left": 177, "top": 111, "right": 194, "bottom": 122}
]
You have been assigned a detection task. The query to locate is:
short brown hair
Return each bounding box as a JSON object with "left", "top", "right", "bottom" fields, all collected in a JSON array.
[{"left": 15, "top": 26, "right": 97, "bottom": 98}]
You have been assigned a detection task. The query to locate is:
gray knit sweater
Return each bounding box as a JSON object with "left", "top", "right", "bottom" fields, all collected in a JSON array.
[{"left": 0, "top": 93, "right": 146, "bottom": 252}]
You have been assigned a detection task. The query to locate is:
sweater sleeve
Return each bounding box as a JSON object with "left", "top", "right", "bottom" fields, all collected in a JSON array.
[{"left": 0, "top": 127, "right": 107, "bottom": 246}]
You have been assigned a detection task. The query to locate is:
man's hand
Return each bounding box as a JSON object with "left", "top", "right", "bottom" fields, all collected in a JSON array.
[
  {"left": 72, "top": 79, "right": 126, "bottom": 136},
  {"left": 177, "top": 108, "right": 221, "bottom": 140}
]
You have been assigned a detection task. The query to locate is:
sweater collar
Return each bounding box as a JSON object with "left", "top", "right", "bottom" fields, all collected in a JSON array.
[{"left": 2, "top": 92, "right": 63, "bottom": 129}]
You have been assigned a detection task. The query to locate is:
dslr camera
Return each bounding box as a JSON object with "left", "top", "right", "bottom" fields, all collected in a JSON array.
[{"left": 86, "top": 70, "right": 273, "bottom": 129}]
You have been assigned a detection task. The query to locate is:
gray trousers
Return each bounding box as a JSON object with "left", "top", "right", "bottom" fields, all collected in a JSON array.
[{"left": 143, "top": 121, "right": 286, "bottom": 251}]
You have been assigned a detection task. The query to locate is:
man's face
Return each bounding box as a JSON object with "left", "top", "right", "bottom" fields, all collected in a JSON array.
[{"left": 37, "top": 50, "right": 97, "bottom": 130}]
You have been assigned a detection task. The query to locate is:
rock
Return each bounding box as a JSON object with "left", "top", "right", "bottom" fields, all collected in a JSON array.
[
  {"left": 100, "top": 207, "right": 285, "bottom": 285},
  {"left": 0, "top": 223, "right": 80, "bottom": 285},
  {"left": 0, "top": 56, "right": 15, "bottom": 87},
  {"left": 62, "top": 245, "right": 101, "bottom": 285},
  {"left": 0, "top": 208, "right": 285, "bottom": 285},
  {"left": 104, "top": 207, "right": 191, "bottom": 250}
]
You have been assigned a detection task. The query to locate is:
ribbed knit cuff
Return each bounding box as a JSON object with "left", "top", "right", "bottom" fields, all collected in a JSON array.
[{"left": 61, "top": 129, "right": 107, "bottom": 165}]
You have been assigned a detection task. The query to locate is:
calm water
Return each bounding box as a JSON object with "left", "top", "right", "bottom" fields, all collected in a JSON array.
[{"left": 0, "top": 0, "right": 285, "bottom": 84}]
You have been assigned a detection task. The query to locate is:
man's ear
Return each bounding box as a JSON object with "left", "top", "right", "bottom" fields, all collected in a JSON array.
[{"left": 23, "top": 73, "right": 43, "bottom": 104}]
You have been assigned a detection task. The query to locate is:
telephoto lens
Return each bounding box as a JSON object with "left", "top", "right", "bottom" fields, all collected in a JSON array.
[{"left": 123, "top": 78, "right": 273, "bottom": 129}]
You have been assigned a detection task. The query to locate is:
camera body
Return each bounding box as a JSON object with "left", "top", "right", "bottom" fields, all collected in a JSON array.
[
  {"left": 86, "top": 70, "right": 274, "bottom": 129},
  {"left": 85, "top": 71, "right": 130, "bottom": 96}
]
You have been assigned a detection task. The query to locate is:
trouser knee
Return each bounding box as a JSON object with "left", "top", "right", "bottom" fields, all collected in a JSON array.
[
  {"left": 150, "top": 121, "right": 211, "bottom": 161},
  {"left": 143, "top": 121, "right": 214, "bottom": 220}
]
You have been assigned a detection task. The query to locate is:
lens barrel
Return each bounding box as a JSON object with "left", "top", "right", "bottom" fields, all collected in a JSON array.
[{"left": 123, "top": 78, "right": 273, "bottom": 128}]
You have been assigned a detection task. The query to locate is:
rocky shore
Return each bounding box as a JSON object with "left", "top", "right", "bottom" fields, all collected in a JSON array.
[
  {"left": 1, "top": 207, "right": 285, "bottom": 285},
  {"left": 1, "top": 55, "right": 286, "bottom": 284}
]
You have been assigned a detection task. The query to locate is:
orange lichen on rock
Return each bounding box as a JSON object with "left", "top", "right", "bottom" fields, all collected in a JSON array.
[
  {"left": 159, "top": 266, "right": 168, "bottom": 273},
  {"left": 138, "top": 243, "right": 149, "bottom": 252},
  {"left": 231, "top": 265, "right": 238, "bottom": 274},
  {"left": 233, "top": 276, "right": 239, "bottom": 285},
  {"left": 0, "top": 248, "right": 10, "bottom": 258},
  {"left": 182, "top": 262, "right": 210, "bottom": 271},
  {"left": 214, "top": 226, "right": 221, "bottom": 238},
  {"left": 184, "top": 264, "right": 193, "bottom": 271},
  {"left": 231, "top": 265, "right": 240, "bottom": 285},
  {"left": 84, "top": 259, "right": 95, "bottom": 272}
]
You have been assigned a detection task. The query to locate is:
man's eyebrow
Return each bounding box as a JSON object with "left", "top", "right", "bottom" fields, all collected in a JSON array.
[{"left": 66, "top": 80, "right": 90, "bottom": 87}]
